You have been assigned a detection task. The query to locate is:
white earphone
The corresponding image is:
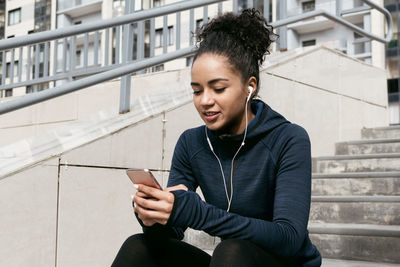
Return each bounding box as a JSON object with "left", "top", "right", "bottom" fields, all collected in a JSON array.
[
  {"left": 247, "top": 86, "right": 254, "bottom": 102},
  {"left": 205, "top": 85, "right": 254, "bottom": 211}
]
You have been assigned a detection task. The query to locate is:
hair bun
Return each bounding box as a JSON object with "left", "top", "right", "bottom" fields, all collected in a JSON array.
[{"left": 196, "top": 8, "right": 276, "bottom": 66}]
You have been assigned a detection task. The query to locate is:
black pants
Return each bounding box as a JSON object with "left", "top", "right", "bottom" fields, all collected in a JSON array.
[{"left": 111, "top": 233, "right": 296, "bottom": 267}]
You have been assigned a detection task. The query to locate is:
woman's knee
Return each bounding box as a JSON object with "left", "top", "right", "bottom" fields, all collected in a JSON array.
[
  {"left": 211, "top": 239, "right": 295, "bottom": 267},
  {"left": 120, "top": 234, "right": 146, "bottom": 250},
  {"left": 210, "top": 240, "right": 250, "bottom": 267},
  {"left": 112, "top": 234, "right": 157, "bottom": 267},
  {"left": 213, "top": 239, "right": 246, "bottom": 256}
]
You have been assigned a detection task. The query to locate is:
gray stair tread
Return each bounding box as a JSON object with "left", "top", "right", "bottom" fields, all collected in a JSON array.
[
  {"left": 309, "top": 222, "right": 400, "bottom": 237},
  {"left": 312, "top": 171, "right": 400, "bottom": 178},
  {"left": 322, "top": 258, "right": 400, "bottom": 267},
  {"left": 363, "top": 125, "right": 400, "bottom": 131},
  {"left": 339, "top": 138, "right": 400, "bottom": 145},
  {"left": 315, "top": 153, "right": 400, "bottom": 160},
  {"left": 311, "top": 195, "right": 400, "bottom": 202}
]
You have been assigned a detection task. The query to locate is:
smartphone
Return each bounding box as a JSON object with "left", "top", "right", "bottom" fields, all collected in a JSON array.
[{"left": 126, "top": 168, "right": 162, "bottom": 190}]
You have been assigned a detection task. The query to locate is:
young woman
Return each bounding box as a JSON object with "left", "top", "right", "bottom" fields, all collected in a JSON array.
[{"left": 112, "top": 9, "right": 321, "bottom": 267}]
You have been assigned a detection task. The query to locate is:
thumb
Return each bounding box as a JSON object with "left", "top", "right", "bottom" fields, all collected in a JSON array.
[{"left": 164, "top": 184, "right": 188, "bottom": 192}]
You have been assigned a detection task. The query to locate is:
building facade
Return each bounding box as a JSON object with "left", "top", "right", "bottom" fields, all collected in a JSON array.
[
  {"left": 385, "top": 0, "right": 399, "bottom": 124},
  {"left": 0, "top": 0, "right": 393, "bottom": 122}
]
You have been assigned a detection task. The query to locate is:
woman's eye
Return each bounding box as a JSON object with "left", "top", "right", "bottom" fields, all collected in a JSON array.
[
  {"left": 193, "top": 90, "right": 202, "bottom": 95},
  {"left": 214, "top": 87, "right": 226, "bottom": 92}
]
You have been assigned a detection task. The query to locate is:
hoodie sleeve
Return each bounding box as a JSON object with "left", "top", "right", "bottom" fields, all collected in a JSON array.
[{"left": 167, "top": 125, "right": 312, "bottom": 257}]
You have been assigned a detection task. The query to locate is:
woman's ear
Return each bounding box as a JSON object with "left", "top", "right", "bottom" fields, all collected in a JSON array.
[{"left": 247, "top": 77, "right": 257, "bottom": 98}]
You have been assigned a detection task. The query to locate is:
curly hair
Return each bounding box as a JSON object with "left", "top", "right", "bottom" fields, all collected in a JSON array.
[{"left": 194, "top": 9, "right": 277, "bottom": 97}]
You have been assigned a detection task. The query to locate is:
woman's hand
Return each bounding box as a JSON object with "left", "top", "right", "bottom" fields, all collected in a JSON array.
[{"left": 133, "top": 184, "right": 188, "bottom": 227}]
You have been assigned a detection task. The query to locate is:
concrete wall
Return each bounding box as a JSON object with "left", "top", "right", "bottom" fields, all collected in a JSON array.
[
  {"left": 0, "top": 46, "right": 390, "bottom": 266},
  {"left": 0, "top": 104, "right": 204, "bottom": 267},
  {"left": 0, "top": 68, "right": 192, "bottom": 147},
  {"left": 261, "top": 46, "right": 388, "bottom": 156}
]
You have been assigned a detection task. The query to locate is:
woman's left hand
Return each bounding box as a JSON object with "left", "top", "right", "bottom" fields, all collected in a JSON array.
[{"left": 133, "top": 184, "right": 188, "bottom": 227}]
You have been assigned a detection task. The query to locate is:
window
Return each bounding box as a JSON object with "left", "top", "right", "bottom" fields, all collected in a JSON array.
[
  {"left": 7, "top": 35, "right": 14, "bottom": 39},
  {"left": 153, "top": 0, "right": 164, "bottom": 7},
  {"left": 155, "top": 28, "right": 162, "bottom": 48},
  {"left": 26, "top": 85, "right": 34, "bottom": 94},
  {"left": 74, "top": 21, "right": 82, "bottom": 25},
  {"left": 154, "top": 26, "right": 174, "bottom": 48},
  {"left": 8, "top": 8, "right": 21, "bottom": 26},
  {"left": 113, "top": 0, "right": 124, "bottom": 9},
  {"left": 34, "top": 0, "right": 51, "bottom": 32},
  {"left": 353, "top": 32, "right": 365, "bottom": 54},
  {"left": 302, "top": 1, "right": 315, "bottom": 13},
  {"left": 152, "top": 64, "right": 164, "bottom": 72},
  {"left": 6, "top": 61, "right": 19, "bottom": 78},
  {"left": 26, "top": 83, "right": 49, "bottom": 94},
  {"left": 302, "top": 39, "right": 316, "bottom": 47},
  {"left": 5, "top": 89, "right": 12, "bottom": 97},
  {"left": 76, "top": 50, "right": 82, "bottom": 66},
  {"left": 168, "top": 26, "right": 174, "bottom": 46}
]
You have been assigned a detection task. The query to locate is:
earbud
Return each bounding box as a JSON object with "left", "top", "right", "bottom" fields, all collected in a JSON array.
[{"left": 247, "top": 86, "right": 254, "bottom": 102}]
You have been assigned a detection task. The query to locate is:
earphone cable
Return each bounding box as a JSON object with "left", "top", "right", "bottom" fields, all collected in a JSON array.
[{"left": 205, "top": 98, "right": 250, "bottom": 212}]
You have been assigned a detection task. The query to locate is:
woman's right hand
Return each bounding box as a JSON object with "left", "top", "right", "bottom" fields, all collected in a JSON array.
[{"left": 133, "top": 184, "right": 188, "bottom": 227}]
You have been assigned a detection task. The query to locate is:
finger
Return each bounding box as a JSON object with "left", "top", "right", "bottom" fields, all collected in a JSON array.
[
  {"left": 135, "top": 204, "right": 170, "bottom": 225},
  {"left": 134, "top": 205, "right": 157, "bottom": 227},
  {"left": 134, "top": 194, "right": 173, "bottom": 213},
  {"left": 136, "top": 184, "right": 174, "bottom": 203},
  {"left": 136, "top": 191, "right": 151, "bottom": 198},
  {"left": 165, "top": 184, "right": 188, "bottom": 192}
]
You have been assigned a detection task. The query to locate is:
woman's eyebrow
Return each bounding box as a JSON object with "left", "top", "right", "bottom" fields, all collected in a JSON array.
[
  {"left": 190, "top": 78, "right": 229, "bottom": 87},
  {"left": 208, "top": 78, "right": 229, "bottom": 85}
]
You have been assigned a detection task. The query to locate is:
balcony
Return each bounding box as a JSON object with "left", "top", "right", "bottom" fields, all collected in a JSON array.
[
  {"left": 57, "top": 0, "right": 102, "bottom": 18},
  {"left": 287, "top": 0, "right": 368, "bottom": 35}
]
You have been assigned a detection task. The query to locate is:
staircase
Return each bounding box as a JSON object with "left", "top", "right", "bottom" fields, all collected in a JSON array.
[{"left": 310, "top": 125, "right": 400, "bottom": 265}]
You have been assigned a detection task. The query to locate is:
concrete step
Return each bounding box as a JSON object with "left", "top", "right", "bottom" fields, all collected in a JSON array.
[
  {"left": 312, "top": 153, "right": 400, "bottom": 173},
  {"left": 335, "top": 138, "right": 400, "bottom": 155},
  {"left": 310, "top": 196, "right": 400, "bottom": 225},
  {"left": 309, "top": 222, "right": 400, "bottom": 263},
  {"left": 311, "top": 172, "right": 400, "bottom": 196},
  {"left": 322, "top": 258, "right": 400, "bottom": 267},
  {"left": 183, "top": 228, "right": 220, "bottom": 251},
  {"left": 362, "top": 126, "right": 400, "bottom": 140},
  {"left": 185, "top": 223, "right": 400, "bottom": 263}
]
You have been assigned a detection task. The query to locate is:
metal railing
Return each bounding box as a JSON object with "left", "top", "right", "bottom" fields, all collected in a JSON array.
[{"left": 0, "top": 0, "right": 393, "bottom": 115}]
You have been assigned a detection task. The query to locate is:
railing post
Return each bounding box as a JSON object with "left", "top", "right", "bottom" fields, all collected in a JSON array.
[
  {"left": 119, "top": 0, "right": 135, "bottom": 114},
  {"left": 397, "top": 1, "right": 400, "bottom": 124},
  {"left": 277, "top": 0, "right": 287, "bottom": 51},
  {"left": 264, "top": 0, "right": 270, "bottom": 22},
  {"left": 336, "top": 0, "right": 342, "bottom": 17}
]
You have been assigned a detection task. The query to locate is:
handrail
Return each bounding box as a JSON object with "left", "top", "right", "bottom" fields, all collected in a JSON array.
[
  {"left": 0, "top": 0, "right": 394, "bottom": 115},
  {"left": 0, "top": 0, "right": 392, "bottom": 50},
  {"left": 0, "top": 47, "right": 196, "bottom": 114},
  {"left": 0, "top": 0, "right": 227, "bottom": 50}
]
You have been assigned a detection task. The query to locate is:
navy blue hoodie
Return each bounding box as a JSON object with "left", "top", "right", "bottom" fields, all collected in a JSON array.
[{"left": 144, "top": 100, "right": 321, "bottom": 266}]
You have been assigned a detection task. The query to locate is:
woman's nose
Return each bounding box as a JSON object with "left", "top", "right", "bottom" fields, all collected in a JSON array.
[{"left": 200, "top": 90, "right": 214, "bottom": 106}]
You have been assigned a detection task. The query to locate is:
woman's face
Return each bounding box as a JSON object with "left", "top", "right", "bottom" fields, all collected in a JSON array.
[{"left": 191, "top": 53, "right": 249, "bottom": 135}]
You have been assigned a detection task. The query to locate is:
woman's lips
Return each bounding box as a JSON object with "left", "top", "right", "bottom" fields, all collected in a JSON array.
[{"left": 203, "top": 111, "right": 220, "bottom": 122}]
